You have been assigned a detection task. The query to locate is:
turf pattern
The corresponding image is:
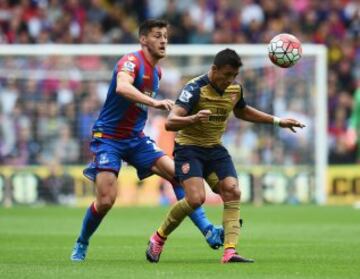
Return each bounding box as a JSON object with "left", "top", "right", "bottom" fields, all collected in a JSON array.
[{"left": 0, "top": 205, "right": 359, "bottom": 279}]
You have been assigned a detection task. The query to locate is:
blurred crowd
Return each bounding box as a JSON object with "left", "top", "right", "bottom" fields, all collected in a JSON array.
[{"left": 0, "top": 0, "right": 359, "bottom": 166}]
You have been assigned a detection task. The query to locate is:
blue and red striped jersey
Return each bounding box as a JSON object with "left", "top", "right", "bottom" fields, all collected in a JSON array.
[{"left": 92, "top": 50, "right": 161, "bottom": 139}]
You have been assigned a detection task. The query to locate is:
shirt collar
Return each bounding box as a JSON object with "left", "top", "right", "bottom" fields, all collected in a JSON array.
[
  {"left": 206, "top": 74, "right": 224, "bottom": 95},
  {"left": 139, "top": 50, "right": 155, "bottom": 68}
]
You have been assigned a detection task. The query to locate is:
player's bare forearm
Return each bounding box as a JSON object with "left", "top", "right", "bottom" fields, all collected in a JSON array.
[
  {"left": 233, "top": 105, "right": 274, "bottom": 124},
  {"left": 234, "top": 105, "right": 305, "bottom": 133},
  {"left": 165, "top": 106, "right": 211, "bottom": 131},
  {"left": 165, "top": 113, "right": 196, "bottom": 131},
  {"left": 116, "top": 73, "right": 173, "bottom": 111},
  {"left": 116, "top": 72, "right": 156, "bottom": 107},
  {"left": 116, "top": 81, "right": 156, "bottom": 107}
]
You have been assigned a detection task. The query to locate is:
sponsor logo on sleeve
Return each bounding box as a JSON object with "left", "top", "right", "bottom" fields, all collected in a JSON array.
[
  {"left": 179, "top": 90, "right": 192, "bottom": 103},
  {"left": 121, "top": 61, "right": 136, "bottom": 72}
]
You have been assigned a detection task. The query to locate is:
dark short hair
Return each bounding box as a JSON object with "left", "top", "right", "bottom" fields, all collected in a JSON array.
[
  {"left": 213, "top": 48, "right": 243, "bottom": 69},
  {"left": 139, "top": 19, "right": 169, "bottom": 37}
]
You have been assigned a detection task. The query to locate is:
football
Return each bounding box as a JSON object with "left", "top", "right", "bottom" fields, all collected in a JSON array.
[{"left": 268, "top": 33, "right": 302, "bottom": 68}]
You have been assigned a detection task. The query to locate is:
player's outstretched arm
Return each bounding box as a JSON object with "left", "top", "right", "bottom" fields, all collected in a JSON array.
[
  {"left": 277, "top": 118, "right": 306, "bottom": 133},
  {"left": 233, "top": 105, "right": 305, "bottom": 133},
  {"left": 116, "top": 72, "right": 174, "bottom": 111},
  {"left": 165, "top": 105, "right": 211, "bottom": 131}
]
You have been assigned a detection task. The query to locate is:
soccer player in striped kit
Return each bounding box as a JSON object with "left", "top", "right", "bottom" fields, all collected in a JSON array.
[{"left": 70, "top": 19, "right": 223, "bottom": 262}]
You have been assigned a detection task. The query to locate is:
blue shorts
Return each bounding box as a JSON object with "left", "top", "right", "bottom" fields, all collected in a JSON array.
[
  {"left": 83, "top": 135, "right": 165, "bottom": 181},
  {"left": 174, "top": 144, "right": 237, "bottom": 182}
]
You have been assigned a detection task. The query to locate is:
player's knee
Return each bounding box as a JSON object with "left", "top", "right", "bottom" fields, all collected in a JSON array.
[
  {"left": 187, "top": 193, "right": 205, "bottom": 209},
  {"left": 96, "top": 196, "right": 115, "bottom": 213},
  {"left": 96, "top": 188, "right": 117, "bottom": 212},
  {"left": 221, "top": 184, "right": 241, "bottom": 201},
  {"left": 95, "top": 175, "right": 118, "bottom": 213},
  {"left": 233, "top": 186, "right": 241, "bottom": 200}
]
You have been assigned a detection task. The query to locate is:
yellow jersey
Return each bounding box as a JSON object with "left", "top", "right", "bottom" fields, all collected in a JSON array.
[{"left": 175, "top": 74, "right": 246, "bottom": 147}]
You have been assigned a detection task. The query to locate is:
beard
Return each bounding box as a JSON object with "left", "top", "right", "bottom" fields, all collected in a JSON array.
[{"left": 147, "top": 45, "right": 165, "bottom": 59}]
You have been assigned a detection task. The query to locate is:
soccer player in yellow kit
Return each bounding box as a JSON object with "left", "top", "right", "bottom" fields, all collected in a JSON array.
[{"left": 146, "top": 48, "right": 305, "bottom": 263}]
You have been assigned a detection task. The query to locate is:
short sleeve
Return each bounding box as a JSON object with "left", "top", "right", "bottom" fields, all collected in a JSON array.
[
  {"left": 175, "top": 83, "right": 201, "bottom": 114},
  {"left": 116, "top": 54, "right": 140, "bottom": 79},
  {"left": 235, "top": 85, "right": 247, "bottom": 109}
]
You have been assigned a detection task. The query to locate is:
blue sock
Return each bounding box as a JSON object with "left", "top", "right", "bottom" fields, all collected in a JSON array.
[
  {"left": 172, "top": 182, "right": 212, "bottom": 235},
  {"left": 77, "top": 202, "right": 104, "bottom": 245}
]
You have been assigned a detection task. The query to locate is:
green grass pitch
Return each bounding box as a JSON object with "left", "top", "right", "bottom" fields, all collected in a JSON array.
[{"left": 0, "top": 205, "right": 359, "bottom": 279}]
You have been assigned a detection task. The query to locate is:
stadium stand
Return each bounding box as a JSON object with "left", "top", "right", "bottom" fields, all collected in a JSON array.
[{"left": 0, "top": 0, "right": 359, "bottom": 168}]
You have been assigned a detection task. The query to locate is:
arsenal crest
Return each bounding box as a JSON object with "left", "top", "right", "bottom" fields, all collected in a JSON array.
[{"left": 181, "top": 162, "right": 190, "bottom": 174}]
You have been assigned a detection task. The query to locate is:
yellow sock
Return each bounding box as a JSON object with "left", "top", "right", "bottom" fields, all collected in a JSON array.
[
  {"left": 223, "top": 200, "right": 240, "bottom": 249},
  {"left": 158, "top": 199, "right": 194, "bottom": 238}
]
